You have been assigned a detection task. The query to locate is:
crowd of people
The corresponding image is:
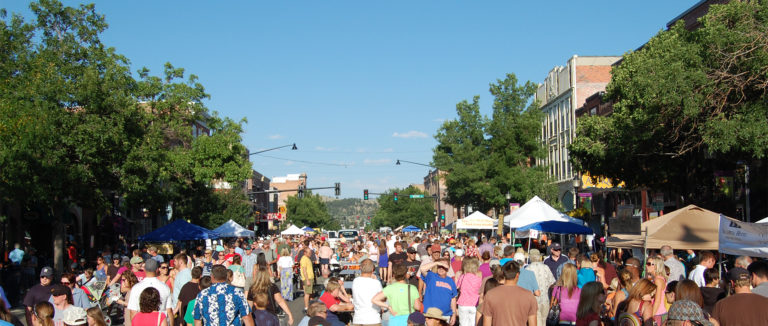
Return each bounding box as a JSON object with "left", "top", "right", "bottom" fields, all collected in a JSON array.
[{"left": 3, "top": 231, "right": 768, "bottom": 326}]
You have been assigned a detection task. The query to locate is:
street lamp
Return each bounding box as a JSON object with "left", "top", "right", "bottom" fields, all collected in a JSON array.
[
  {"left": 506, "top": 191, "right": 511, "bottom": 214},
  {"left": 396, "top": 159, "right": 442, "bottom": 232},
  {"left": 249, "top": 143, "right": 297, "bottom": 156},
  {"left": 737, "top": 160, "right": 751, "bottom": 222},
  {"left": 572, "top": 174, "right": 583, "bottom": 210}
]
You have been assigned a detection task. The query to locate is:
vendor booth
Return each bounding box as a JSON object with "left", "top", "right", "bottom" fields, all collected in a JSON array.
[
  {"left": 607, "top": 205, "right": 721, "bottom": 250},
  {"left": 504, "top": 196, "right": 584, "bottom": 229},
  {"left": 138, "top": 219, "right": 220, "bottom": 242},
  {"left": 402, "top": 225, "right": 421, "bottom": 232},
  {"left": 456, "top": 211, "right": 495, "bottom": 230},
  {"left": 280, "top": 225, "right": 305, "bottom": 236},
  {"left": 213, "top": 219, "right": 254, "bottom": 238}
]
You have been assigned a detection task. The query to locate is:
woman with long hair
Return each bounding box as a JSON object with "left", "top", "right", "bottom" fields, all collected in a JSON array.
[
  {"left": 157, "top": 262, "right": 172, "bottom": 292},
  {"left": 116, "top": 271, "right": 138, "bottom": 326},
  {"left": 576, "top": 282, "right": 606, "bottom": 326},
  {"left": 553, "top": 264, "right": 581, "bottom": 325},
  {"left": 674, "top": 280, "right": 703, "bottom": 308},
  {"left": 456, "top": 257, "right": 482, "bottom": 326},
  {"left": 31, "top": 302, "right": 54, "bottom": 326},
  {"left": 617, "top": 278, "right": 656, "bottom": 324},
  {"left": 277, "top": 248, "right": 295, "bottom": 301},
  {"left": 609, "top": 269, "right": 632, "bottom": 319},
  {"left": 378, "top": 242, "right": 389, "bottom": 284},
  {"left": 248, "top": 266, "right": 294, "bottom": 326},
  {"left": 132, "top": 288, "right": 165, "bottom": 326},
  {"left": 85, "top": 307, "right": 107, "bottom": 326},
  {"left": 645, "top": 256, "right": 667, "bottom": 324}
]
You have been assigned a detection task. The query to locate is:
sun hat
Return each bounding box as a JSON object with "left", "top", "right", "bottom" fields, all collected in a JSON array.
[
  {"left": 667, "top": 300, "right": 713, "bottom": 326},
  {"left": 130, "top": 256, "right": 143, "bottom": 264},
  {"left": 61, "top": 306, "right": 87, "bottom": 325},
  {"left": 423, "top": 308, "right": 448, "bottom": 321}
]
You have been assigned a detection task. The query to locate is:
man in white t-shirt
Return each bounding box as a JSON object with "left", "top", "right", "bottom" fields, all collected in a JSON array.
[
  {"left": 352, "top": 259, "right": 382, "bottom": 325},
  {"left": 127, "top": 259, "right": 174, "bottom": 326},
  {"left": 688, "top": 250, "right": 715, "bottom": 287},
  {"left": 386, "top": 235, "right": 397, "bottom": 257}
]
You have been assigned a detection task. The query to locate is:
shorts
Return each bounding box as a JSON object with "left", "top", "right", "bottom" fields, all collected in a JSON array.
[
  {"left": 320, "top": 258, "right": 330, "bottom": 265},
  {"left": 303, "top": 279, "right": 316, "bottom": 294}
]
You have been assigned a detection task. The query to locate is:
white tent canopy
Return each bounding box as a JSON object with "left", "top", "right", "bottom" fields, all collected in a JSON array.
[
  {"left": 756, "top": 217, "right": 768, "bottom": 224},
  {"left": 456, "top": 211, "right": 495, "bottom": 230},
  {"left": 281, "top": 225, "right": 305, "bottom": 235},
  {"left": 213, "top": 219, "right": 255, "bottom": 238},
  {"left": 504, "top": 195, "right": 584, "bottom": 229}
]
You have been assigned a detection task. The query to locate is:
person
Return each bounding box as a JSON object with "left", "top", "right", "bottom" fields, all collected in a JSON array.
[
  {"left": 176, "top": 267, "right": 201, "bottom": 326},
  {"left": 609, "top": 269, "right": 632, "bottom": 319},
  {"left": 148, "top": 247, "right": 164, "bottom": 264},
  {"left": 262, "top": 241, "right": 278, "bottom": 278},
  {"left": 474, "top": 278, "right": 500, "bottom": 326},
  {"left": 378, "top": 243, "right": 389, "bottom": 284},
  {"left": 94, "top": 257, "right": 108, "bottom": 280},
  {"left": 499, "top": 248, "right": 539, "bottom": 296},
  {"left": 423, "top": 308, "right": 448, "bottom": 326},
  {"left": 251, "top": 292, "right": 279, "bottom": 326},
  {"left": 228, "top": 255, "right": 246, "bottom": 289},
  {"left": 296, "top": 301, "right": 327, "bottom": 326},
  {"left": 319, "top": 242, "right": 333, "bottom": 277},
  {"left": 575, "top": 282, "right": 606, "bottom": 326},
  {"left": 674, "top": 280, "right": 704, "bottom": 309},
  {"left": 408, "top": 311, "right": 426, "bottom": 326},
  {"left": 372, "top": 265, "right": 421, "bottom": 326},
  {"left": 645, "top": 256, "right": 667, "bottom": 323},
  {"left": 404, "top": 248, "right": 422, "bottom": 288},
  {"left": 86, "top": 307, "right": 107, "bottom": 326},
  {"left": 31, "top": 302, "right": 54, "bottom": 326},
  {"left": 661, "top": 245, "right": 685, "bottom": 283},
  {"left": 478, "top": 251, "right": 492, "bottom": 280},
  {"left": 318, "top": 279, "right": 353, "bottom": 326},
  {"left": 748, "top": 260, "right": 768, "bottom": 298},
  {"left": 526, "top": 249, "right": 556, "bottom": 326},
  {"left": 126, "top": 259, "right": 173, "bottom": 326},
  {"left": 171, "top": 253, "right": 191, "bottom": 314},
  {"left": 617, "top": 279, "right": 656, "bottom": 324},
  {"left": 247, "top": 266, "right": 294, "bottom": 326},
  {"left": 700, "top": 268, "right": 724, "bottom": 315},
  {"left": 183, "top": 276, "right": 211, "bottom": 326},
  {"left": 588, "top": 254, "right": 607, "bottom": 289},
  {"left": 388, "top": 242, "right": 408, "bottom": 280},
  {"left": 9, "top": 244, "right": 24, "bottom": 266},
  {"left": 419, "top": 259, "right": 457, "bottom": 325},
  {"left": 61, "top": 306, "right": 87, "bottom": 326},
  {"left": 50, "top": 284, "right": 73, "bottom": 326},
  {"left": 60, "top": 273, "right": 92, "bottom": 309},
  {"left": 107, "top": 254, "right": 122, "bottom": 287},
  {"left": 455, "top": 257, "right": 481, "bottom": 326},
  {"left": 352, "top": 259, "right": 382, "bottom": 326},
  {"left": 688, "top": 251, "right": 715, "bottom": 288},
  {"left": 300, "top": 247, "right": 316, "bottom": 312},
  {"left": 712, "top": 267, "right": 768, "bottom": 325},
  {"left": 129, "top": 257, "right": 146, "bottom": 282},
  {"left": 116, "top": 271, "right": 138, "bottom": 326},
  {"left": 664, "top": 280, "right": 678, "bottom": 311},
  {"left": 193, "top": 265, "right": 253, "bottom": 326},
  {"left": 480, "top": 260, "right": 537, "bottom": 326},
  {"left": 555, "top": 248, "right": 579, "bottom": 281},
  {"left": 200, "top": 250, "right": 214, "bottom": 277},
  {"left": 277, "top": 248, "right": 294, "bottom": 301},
  {"left": 157, "top": 262, "right": 173, "bottom": 292},
  {"left": 666, "top": 300, "right": 716, "bottom": 326},
  {"left": 25, "top": 267, "right": 55, "bottom": 326},
  {"left": 450, "top": 249, "right": 464, "bottom": 277},
  {"left": 543, "top": 243, "right": 568, "bottom": 279},
  {"left": 576, "top": 256, "right": 596, "bottom": 289},
  {"left": 551, "top": 263, "right": 581, "bottom": 325},
  {"left": 242, "top": 245, "right": 258, "bottom": 292},
  {"left": 623, "top": 257, "right": 642, "bottom": 287},
  {"left": 131, "top": 288, "right": 166, "bottom": 326}
]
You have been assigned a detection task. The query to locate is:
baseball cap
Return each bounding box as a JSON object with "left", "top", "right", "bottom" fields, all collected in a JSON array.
[
  {"left": 112, "top": 254, "right": 120, "bottom": 260},
  {"left": 121, "top": 257, "right": 130, "bottom": 264},
  {"left": 61, "top": 306, "right": 87, "bottom": 325},
  {"left": 407, "top": 247, "right": 417, "bottom": 254},
  {"left": 550, "top": 243, "right": 562, "bottom": 250},
  {"left": 308, "top": 316, "right": 331, "bottom": 326},
  {"left": 728, "top": 267, "right": 750, "bottom": 281},
  {"left": 50, "top": 284, "right": 70, "bottom": 296},
  {"left": 144, "top": 258, "right": 159, "bottom": 272},
  {"left": 130, "top": 256, "right": 143, "bottom": 264},
  {"left": 408, "top": 311, "right": 426, "bottom": 325},
  {"left": 667, "top": 300, "right": 713, "bottom": 326},
  {"left": 40, "top": 266, "right": 54, "bottom": 278},
  {"left": 430, "top": 244, "right": 441, "bottom": 253}
]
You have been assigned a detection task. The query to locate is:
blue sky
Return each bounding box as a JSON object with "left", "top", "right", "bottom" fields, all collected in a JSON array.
[{"left": 5, "top": 1, "right": 696, "bottom": 198}]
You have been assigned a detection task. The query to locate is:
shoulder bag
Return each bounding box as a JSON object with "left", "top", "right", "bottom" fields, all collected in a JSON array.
[{"left": 546, "top": 286, "right": 561, "bottom": 326}]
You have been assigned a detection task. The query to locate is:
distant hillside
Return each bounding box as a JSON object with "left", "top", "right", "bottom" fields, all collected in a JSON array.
[{"left": 322, "top": 197, "right": 379, "bottom": 228}]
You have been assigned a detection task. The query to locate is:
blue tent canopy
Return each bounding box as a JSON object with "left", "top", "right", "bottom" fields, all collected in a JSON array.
[
  {"left": 302, "top": 226, "right": 315, "bottom": 232},
  {"left": 403, "top": 225, "right": 421, "bottom": 232},
  {"left": 138, "top": 219, "right": 220, "bottom": 241},
  {"left": 516, "top": 220, "right": 593, "bottom": 235}
]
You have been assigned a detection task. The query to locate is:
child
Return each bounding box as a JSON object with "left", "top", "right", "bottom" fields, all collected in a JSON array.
[
  {"left": 184, "top": 276, "right": 211, "bottom": 326},
  {"left": 251, "top": 292, "right": 279, "bottom": 326}
]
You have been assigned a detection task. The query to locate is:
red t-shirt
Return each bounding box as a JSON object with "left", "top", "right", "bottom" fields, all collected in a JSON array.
[
  {"left": 132, "top": 311, "right": 166, "bottom": 326},
  {"left": 223, "top": 253, "right": 242, "bottom": 266},
  {"left": 319, "top": 291, "right": 340, "bottom": 310},
  {"left": 133, "top": 269, "right": 146, "bottom": 282}
]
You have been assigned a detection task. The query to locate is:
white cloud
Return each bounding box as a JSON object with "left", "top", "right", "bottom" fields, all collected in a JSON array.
[
  {"left": 392, "top": 131, "right": 428, "bottom": 139},
  {"left": 363, "top": 158, "right": 391, "bottom": 165},
  {"left": 315, "top": 146, "right": 337, "bottom": 152},
  {"left": 267, "top": 134, "right": 284, "bottom": 140}
]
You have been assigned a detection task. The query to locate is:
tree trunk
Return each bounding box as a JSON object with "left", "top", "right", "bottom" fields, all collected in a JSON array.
[{"left": 52, "top": 209, "right": 65, "bottom": 274}]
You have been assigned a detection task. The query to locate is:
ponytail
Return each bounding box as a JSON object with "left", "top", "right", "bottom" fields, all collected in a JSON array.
[{"left": 33, "top": 302, "right": 54, "bottom": 326}]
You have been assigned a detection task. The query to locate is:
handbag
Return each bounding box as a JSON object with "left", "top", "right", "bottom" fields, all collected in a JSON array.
[
  {"left": 232, "top": 268, "right": 246, "bottom": 288},
  {"left": 546, "top": 286, "right": 562, "bottom": 326}
]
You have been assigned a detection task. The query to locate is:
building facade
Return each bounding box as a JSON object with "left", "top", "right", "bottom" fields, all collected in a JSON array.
[
  {"left": 535, "top": 55, "right": 621, "bottom": 210},
  {"left": 270, "top": 173, "right": 307, "bottom": 219},
  {"left": 424, "top": 170, "right": 459, "bottom": 228}
]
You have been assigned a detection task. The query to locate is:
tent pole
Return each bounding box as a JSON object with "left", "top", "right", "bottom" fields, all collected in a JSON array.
[{"left": 642, "top": 229, "right": 648, "bottom": 277}]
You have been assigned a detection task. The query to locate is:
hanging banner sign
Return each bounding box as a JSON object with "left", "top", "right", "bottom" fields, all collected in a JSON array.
[{"left": 719, "top": 215, "right": 768, "bottom": 258}]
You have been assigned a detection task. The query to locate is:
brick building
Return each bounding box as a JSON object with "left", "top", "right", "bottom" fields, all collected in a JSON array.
[
  {"left": 424, "top": 170, "right": 459, "bottom": 228},
  {"left": 270, "top": 173, "right": 307, "bottom": 219}
]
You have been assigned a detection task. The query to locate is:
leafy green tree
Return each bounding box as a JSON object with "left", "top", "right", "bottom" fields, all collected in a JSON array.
[
  {"left": 285, "top": 192, "right": 334, "bottom": 229},
  {"left": 372, "top": 187, "right": 435, "bottom": 229},
  {"left": 569, "top": 1, "right": 768, "bottom": 215},
  {"left": 433, "top": 74, "right": 557, "bottom": 215}
]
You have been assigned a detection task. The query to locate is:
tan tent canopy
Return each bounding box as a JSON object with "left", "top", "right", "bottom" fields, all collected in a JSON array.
[{"left": 607, "top": 205, "right": 724, "bottom": 250}]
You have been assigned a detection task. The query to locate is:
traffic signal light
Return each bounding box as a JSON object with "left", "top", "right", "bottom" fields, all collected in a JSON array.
[
  {"left": 363, "top": 189, "right": 369, "bottom": 200},
  {"left": 297, "top": 185, "right": 304, "bottom": 199},
  {"left": 440, "top": 210, "right": 445, "bottom": 220},
  {"left": 335, "top": 182, "right": 341, "bottom": 196},
  {"left": 393, "top": 192, "right": 398, "bottom": 202}
]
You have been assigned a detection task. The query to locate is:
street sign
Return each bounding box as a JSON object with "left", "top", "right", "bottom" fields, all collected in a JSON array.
[{"left": 409, "top": 194, "right": 425, "bottom": 198}]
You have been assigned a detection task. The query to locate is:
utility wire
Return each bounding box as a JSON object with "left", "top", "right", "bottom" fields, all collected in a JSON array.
[{"left": 252, "top": 153, "right": 350, "bottom": 167}]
